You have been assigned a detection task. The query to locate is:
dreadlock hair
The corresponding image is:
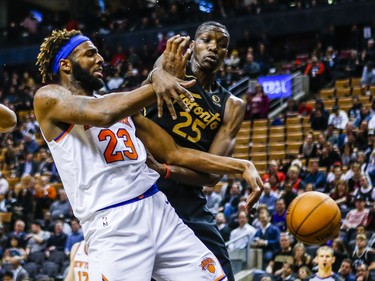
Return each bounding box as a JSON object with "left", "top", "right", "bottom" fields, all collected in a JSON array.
[
  {"left": 36, "top": 29, "right": 82, "bottom": 83},
  {"left": 194, "top": 21, "right": 230, "bottom": 40}
]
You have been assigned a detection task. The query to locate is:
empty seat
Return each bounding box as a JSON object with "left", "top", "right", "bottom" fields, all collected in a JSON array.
[
  {"left": 251, "top": 145, "right": 267, "bottom": 153},
  {"left": 285, "top": 116, "right": 301, "bottom": 126},
  {"left": 335, "top": 78, "right": 350, "bottom": 88},
  {"left": 269, "top": 126, "right": 285, "bottom": 135},
  {"left": 319, "top": 88, "right": 335, "bottom": 99},
  {"left": 251, "top": 153, "right": 267, "bottom": 162},
  {"left": 335, "top": 87, "right": 351, "bottom": 98}
]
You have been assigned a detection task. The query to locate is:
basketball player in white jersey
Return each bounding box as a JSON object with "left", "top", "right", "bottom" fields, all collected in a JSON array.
[
  {"left": 34, "top": 29, "right": 263, "bottom": 281},
  {"left": 65, "top": 241, "right": 89, "bottom": 281},
  {"left": 0, "top": 104, "right": 17, "bottom": 132}
]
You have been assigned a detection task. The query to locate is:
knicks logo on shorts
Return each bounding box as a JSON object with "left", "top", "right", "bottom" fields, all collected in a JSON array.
[{"left": 200, "top": 257, "right": 216, "bottom": 274}]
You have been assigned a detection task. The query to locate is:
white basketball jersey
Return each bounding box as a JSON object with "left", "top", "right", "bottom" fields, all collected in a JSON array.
[
  {"left": 45, "top": 116, "right": 159, "bottom": 222},
  {"left": 73, "top": 241, "right": 89, "bottom": 281}
]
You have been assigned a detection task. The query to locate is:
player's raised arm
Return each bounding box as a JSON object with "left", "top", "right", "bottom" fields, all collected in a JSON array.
[
  {"left": 0, "top": 104, "right": 17, "bottom": 133},
  {"left": 134, "top": 113, "right": 263, "bottom": 211}
]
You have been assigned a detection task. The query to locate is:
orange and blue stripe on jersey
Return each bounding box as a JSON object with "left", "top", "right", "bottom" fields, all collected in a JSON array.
[
  {"left": 97, "top": 184, "right": 159, "bottom": 212},
  {"left": 54, "top": 124, "right": 74, "bottom": 142}
]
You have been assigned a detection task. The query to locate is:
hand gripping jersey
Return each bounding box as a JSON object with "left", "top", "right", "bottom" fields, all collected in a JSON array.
[
  {"left": 43, "top": 116, "right": 159, "bottom": 223},
  {"left": 73, "top": 241, "right": 89, "bottom": 281}
]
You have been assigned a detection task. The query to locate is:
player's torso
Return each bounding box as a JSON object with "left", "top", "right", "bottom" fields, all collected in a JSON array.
[
  {"left": 45, "top": 116, "right": 159, "bottom": 221},
  {"left": 146, "top": 64, "right": 231, "bottom": 152},
  {"left": 73, "top": 241, "right": 89, "bottom": 281}
]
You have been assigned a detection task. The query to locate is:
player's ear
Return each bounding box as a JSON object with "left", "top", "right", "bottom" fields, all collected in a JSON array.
[
  {"left": 189, "top": 41, "right": 195, "bottom": 51},
  {"left": 60, "top": 59, "right": 72, "bottom": 73}
]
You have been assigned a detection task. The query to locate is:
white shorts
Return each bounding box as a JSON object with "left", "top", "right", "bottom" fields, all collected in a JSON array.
[{"left": 81, "top": 190, "right": 227, "bottom": 281}]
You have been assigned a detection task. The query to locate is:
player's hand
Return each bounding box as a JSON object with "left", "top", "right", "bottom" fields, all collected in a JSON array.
[
  {"left": 162, "top": 35, "right": 192, "bottom": 79},
  {"left": 151, "top": 68, "right": 195, "bottom": 120},
  {"left": 242, "top": 161, "right": 264, "bottom": 214}
]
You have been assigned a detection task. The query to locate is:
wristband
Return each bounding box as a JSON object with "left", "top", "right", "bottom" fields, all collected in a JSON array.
[
  {"left": 148, "top": 68, "right": 159, "bottom": 83},
  {"left": 162, "top": 164, "right": 171, "bottom": 179}
]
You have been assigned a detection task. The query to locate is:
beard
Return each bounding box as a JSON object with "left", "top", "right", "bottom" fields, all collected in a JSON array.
[{"left": 71, "top": 61, "right": 104, "bottom": 92}]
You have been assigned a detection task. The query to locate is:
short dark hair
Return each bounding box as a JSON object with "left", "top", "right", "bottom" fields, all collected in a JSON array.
[
  {"left": 195, "top": 21, "right": 229, "bottom": 40},
  {"left": 3, "top": 271, "right": 13, "bottom": 279}
]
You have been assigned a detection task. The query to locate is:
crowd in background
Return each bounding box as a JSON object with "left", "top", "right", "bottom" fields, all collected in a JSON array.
[
  {"left": 1, "top": 1, "right": 375, "bottom": 280},
  {"left": 3, "top": 0, "right": 363, "bottom": 46}
]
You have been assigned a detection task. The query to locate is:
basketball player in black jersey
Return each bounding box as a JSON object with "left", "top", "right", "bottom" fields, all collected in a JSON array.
[{"left": 146, "top": 21, "right": 256, "bottom": 281}]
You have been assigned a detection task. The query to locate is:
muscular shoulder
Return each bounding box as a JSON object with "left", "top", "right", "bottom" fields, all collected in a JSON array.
[
  {"left": 223, "top": 95, "right": 245, "bottom": 122},
  {"left": 34, "top": 84, "right": 69, "bottom": 108}
]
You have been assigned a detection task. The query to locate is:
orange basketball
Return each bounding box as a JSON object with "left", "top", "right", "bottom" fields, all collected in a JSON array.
[{"left": 286, "top": 191, "right": 341, "bottom": 245}]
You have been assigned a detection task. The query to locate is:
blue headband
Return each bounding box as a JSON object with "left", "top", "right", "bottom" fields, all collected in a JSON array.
[{"left": 52, "top": 35, "right": 90, "bottom": 74}]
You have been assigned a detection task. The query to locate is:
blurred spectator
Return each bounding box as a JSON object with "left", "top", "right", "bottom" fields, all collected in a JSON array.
[
  {"left": 330, "top": 180, "right": 352, "bottom": 213},
  {"left": 0, "top": 172, "right": 9, "bottom": 196},
  {"left": 225, "top": 49, "right": 241, "bottom": 68},
  {"left": 361, "top": 61, "right": 375, "bottom": 89},
  {"left": 297, "top": 266, "right": 312, "bottom": 281},
  {"left": 338, "top": 259, "right": 355, "bottom": 281},
  {"left": 20, "top": 12, "right": 38, "bottom": 35},
  {"left": 271, "top": 198, "right": 287, "bottom": 232},
  {"left": 251, "top": 208, "right": 280, "bottom": 267},
  {"left": 341, "top": 144, "right": 357, "bottom": 168},
  {"left": 241, "top": 52, "right": 260, "bottom": 78},
  {"left": 111, "top": 46, "right": 126, "bottom": 67},
  {"left": 203, "top": 185, "right": 222, "bottom": 216},
  {"left": 353, "top": 105, "right": 373, "bottom": 129},
  {"left": 328, "top": 106, "right": 349, "bottom": 130},
  {"left": 219, "top": 180, "right": 242, "bottom": 220},
  {"left": 304, "top": 56, "right": 325, "bottom": 93},
  {"left": 2, "top": 236, "right": 27, "bottom": 264},
  {"left": 64, "top": 218, "right": 84, "bottom": 256},
  {"left": 49, "top": 189, "right": 73, "bottom": 220},
  {"left": 262, "top": 160, "right": 286, "bottom": 186},
  {"left": 284, "top": 99, "right": 299, "bottom": 117},
  {"left": 352, "top": 175, "right": 374, "bottom": 205},
  {"left": 298, "top": 99, "right": 313, "bottom": 117},
  {"left": 266, "top": 232, "right": 293, "bottom": 275},
  {"left": 283, "top": 166, "right": 305, "bottom": 193},
  {"left": 346, "top": 162, "right": 363, "bottom": 193},
  {"left": 8, "top": 256, "right": 28, "bottom": 281},
  {"left": 348, "top": 96, "right": 362, "bottom": 121},
  {"left": 310, "top": 99, "right": 329, "bottom": 131},
  {"left": 228, "top": 211, "right": 256, "bottom": 251},
  {"left": 355, "top": 263, "right": 372, "bottom": 281},
  {"left": 292, "top": 243, "right": 312, "bottom": 273},
  {"left": 276, "top": 262, "right": 296, "bottom": 281},
  {"left": 216, "top": 212, "right": 231, "bottom": 242},
  {"left": 318, "top": 142, "right": 341, "bottom": 172},
  {"left": 25, "top": 221, "right": 50, "bottom": 256},
  {"left": 351, "top": 234, "right": 375, "bottom": 272},
  {"left": 304, "top": 160, "right": 327, "bottom": 191},
  {"left": 244, "top": 83, "right": 270, "bottom": 120},
  {"left": 16, "top": 153, "right": 38, "bottom": 178},
  {"left": 45, "top": 221, "right": 67, "bottom": 256},
  {"left": 341, "top": 195, "right": 369, "bottom": 243},
  {"left": 7, "top": 220, "right": 27, "bottom": 249},
  {"left": 106, "top": 70, "right": 124, "bottom": 91},
  {"left": 259, "top": 182, "right": 278, "bottom": 215},
  {"left": 299, "top": 133, "right": 318, "bottom": 160},
  {"left": 23, "top": 133, "right": 39, "bottom": 154}
]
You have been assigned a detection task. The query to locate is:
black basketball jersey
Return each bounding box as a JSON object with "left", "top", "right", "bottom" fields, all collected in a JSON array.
[{"left": 146, "top": 62, "right": 232, "bottom": 152}]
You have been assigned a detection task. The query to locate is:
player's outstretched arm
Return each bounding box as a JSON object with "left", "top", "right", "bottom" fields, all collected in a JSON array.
[
  {"left": 34, "top": 69, "right": 195, "bottom": 141},
  {"left": 134, "top": 113, "right": 263, "bottom": 211},
  {"left": 0, "top": 104, "right": 17, "bottom": 133}
]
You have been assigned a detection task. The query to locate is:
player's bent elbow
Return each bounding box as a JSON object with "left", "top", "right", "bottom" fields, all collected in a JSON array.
[
  {"left": 0, "top": 114, "right": 17, "bottom": 132},
  {"left": 206, "top": 174, "right": 222, "bottom": 186}
]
